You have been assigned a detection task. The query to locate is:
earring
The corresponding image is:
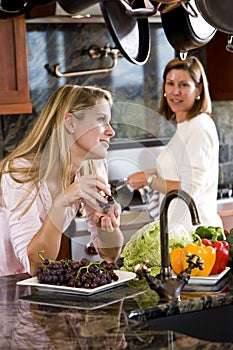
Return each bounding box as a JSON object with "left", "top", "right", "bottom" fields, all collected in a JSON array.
[
  {"left": 71, "top": 129, "right": 75, "bottom": 134},
  {"left": 196, "top": 95, "right": 200, "bottom": 100},
  {"left": 164, "top": 93, "right": 167, "bottom": 97}
]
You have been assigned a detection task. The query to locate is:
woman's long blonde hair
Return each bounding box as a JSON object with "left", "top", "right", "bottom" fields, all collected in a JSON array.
[
  {"left": 159, "top": 56, "right": 212, "bottom": 121},
  {"left": 0, "top": 85, "right": 113, "bottom": 207}
]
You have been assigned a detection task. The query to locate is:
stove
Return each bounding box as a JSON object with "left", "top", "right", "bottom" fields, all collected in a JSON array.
[{"left": 217, "top": 184, "right": 232, "bottom": 199}]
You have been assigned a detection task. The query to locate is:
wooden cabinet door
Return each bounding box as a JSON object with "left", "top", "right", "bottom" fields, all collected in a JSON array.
[
  {"left": 206, "top": 32, "right": 233, "bottom": 101},
  {"left": 0, "top": 15, "right": 32, "bottom": 114}
]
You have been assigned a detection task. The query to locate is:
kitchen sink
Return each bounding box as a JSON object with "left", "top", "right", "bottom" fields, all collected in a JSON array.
[{"left": 150, "top": 304, "right": 233, "bottom": 342}]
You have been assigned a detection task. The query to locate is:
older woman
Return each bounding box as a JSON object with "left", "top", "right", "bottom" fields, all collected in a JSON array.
[{"left": 128, "top": 56, "right": 222, "bottom": 232}]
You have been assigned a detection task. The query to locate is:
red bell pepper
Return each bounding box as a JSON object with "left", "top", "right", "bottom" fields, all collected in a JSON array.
[
  {"left": 224, "top": 229, "right": 230, "bottom": 236},
  {"left": 201, "top": 238, "right": 230, "bottom": 275}
]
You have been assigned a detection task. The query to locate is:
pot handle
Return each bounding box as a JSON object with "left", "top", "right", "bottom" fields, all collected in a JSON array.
[
  {"left": 179, "top": 52, "right": 188, "bottom": 60},
  {"left": 226, "top": 35, "right": 233, "bottom": 53},
  {"left": 180, "top": 0, "right": 198, "bottom": 18},
  {"left": 119, "top": 0, "right": 158, "bottom": 18}
]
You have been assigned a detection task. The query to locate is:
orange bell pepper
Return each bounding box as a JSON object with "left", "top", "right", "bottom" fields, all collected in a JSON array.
[
  {"left": 170, "top": 247, "right": 185, "bottom": 275},
  {"left": 170, "top": 242, "right": 216, "bottom": 277}
]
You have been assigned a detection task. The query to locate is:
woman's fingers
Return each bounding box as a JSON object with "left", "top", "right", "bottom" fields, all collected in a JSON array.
[
  {"left": 99, "top": 213, "right": 118, "bottom": 232},
  {"left": 127, "top": 171, "right": 147, "bottom": 189}
]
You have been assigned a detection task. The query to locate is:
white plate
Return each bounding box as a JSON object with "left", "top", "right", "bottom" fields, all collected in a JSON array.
[
  {"left": 173, "top": 267, "right": 231, "bottom": 285},
  {"left": 17, "top": 270, "right": 136, "bottom": 296}
]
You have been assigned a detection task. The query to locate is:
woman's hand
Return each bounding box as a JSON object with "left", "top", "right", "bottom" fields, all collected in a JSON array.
[
  {"left": 127, "top": 169, "right": 157, "bottom": 190},
  {"left": 54, "top": 174, "right": 111, "bottom": 211},
  {"left": 84, "top": 200, "right": 123, "bottom": 260},
  {"left": 93, "top": 201, "right": 121, "bottom": 232},
  {"left": 127, "top": 171, "right": 148, "bottom": 190}
]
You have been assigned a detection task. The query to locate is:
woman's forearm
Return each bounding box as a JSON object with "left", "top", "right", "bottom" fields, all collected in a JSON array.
[
  {"left": 98, "top": 246, "right": 123, "bottom": 263},
  {"left": 150, "top": 176, "right": 180, "bottom": 194},
  {"left": 97, "top": 227, "right": 124, "bottom": 263},
  {"left": 27, "top": 203, "right": 66, "bottom": 275}
]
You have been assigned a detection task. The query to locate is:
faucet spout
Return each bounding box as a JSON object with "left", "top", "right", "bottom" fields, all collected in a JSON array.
[{"left": 160, "top": 189, "right": 200, "bottom": 281}]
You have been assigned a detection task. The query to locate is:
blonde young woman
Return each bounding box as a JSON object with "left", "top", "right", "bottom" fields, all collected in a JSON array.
[
  {"left": 127, "top": 56, "right": 222, "bottom": 232},
  {"left": 0, "top": 85, "right": 124, "bottom": 276}
]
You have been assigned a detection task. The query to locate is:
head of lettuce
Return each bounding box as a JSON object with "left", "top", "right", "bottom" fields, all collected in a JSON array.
[{"left": 121, "top": 220, "right": 193, "bottom": 275}]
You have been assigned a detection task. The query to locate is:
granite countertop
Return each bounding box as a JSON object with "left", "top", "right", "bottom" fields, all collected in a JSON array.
[{"left": 1, "top": 270, "right": 233, "bottom": 349}]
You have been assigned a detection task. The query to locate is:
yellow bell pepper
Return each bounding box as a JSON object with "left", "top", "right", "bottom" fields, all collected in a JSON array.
[
  {"left": 170, "top": 242, "right": 216, "bottom": 277},
  {"left": 183, "top": 243, "right": 216, "bottom": 277}
]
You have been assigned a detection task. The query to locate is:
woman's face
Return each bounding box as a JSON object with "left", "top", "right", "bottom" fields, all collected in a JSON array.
[
  {"left": 164, "top": 68, "right": 202, "bottom": 122},
  {"left": 73, "top": 99, "right": 115, "bottom": 160}
]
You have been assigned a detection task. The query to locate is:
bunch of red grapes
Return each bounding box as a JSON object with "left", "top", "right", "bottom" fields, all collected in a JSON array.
[{"left": 36, "top": 257, "right": 119, "bottom": 289}]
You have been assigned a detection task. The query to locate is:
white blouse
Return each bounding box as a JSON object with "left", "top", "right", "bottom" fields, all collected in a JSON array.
[{"left": 156, "top": 113, "right": 223, "bottom": 233}]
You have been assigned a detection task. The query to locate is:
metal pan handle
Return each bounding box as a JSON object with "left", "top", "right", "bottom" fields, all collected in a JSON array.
[
  {"left": 119, "top": 0, "right": 158, "bottom": 18},
  {"left": 180, "top": 0, "right": 198, "bottom": 17},
  {"left": 226, "top": 34, "right": 233, "bottom": 53}
]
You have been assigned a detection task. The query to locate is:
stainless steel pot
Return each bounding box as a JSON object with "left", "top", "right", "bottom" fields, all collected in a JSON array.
[
  {"left": 195, "top": 0, "right": 233, "bottom": 34},
  {"left": 0, "top": 0, "right": 32, "bottom": 18},
  {"left": 0, "top": 0, "right": 54, "bottom": 18},
  {"left": 58, "top": 0, "right": 153, "bottom": 65},
  {"left": 160, "top": 0, "right": 216, "bottom": 55},
  {"left": 57, "top": 0, "right": 97, "bottom": 15},
  {"left": 109, "top": 178, "right": 136, "bottom": 209}
]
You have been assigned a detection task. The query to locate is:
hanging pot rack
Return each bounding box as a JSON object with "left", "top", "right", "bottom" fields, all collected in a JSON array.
[{"left": 44, "top": 44, "right": 121, "bottom": 78}]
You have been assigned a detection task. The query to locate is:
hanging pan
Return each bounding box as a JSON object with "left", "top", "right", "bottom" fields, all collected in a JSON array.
[
  {"left": 160, "top": 0, "right": 216, "bottom": 57},
  {"left": 0, "top": 0, "right": 33, "bottom": 18},
  {"left": 57, "top": 0, "right": 98, "bottom": 15},
  {"left": 195, "top": 0, "right": 233, "bottom": 34},
  {"left": 99, "top": 0, "right": 154, "bottom": 65},
  {"left": 0, "top": 0, "right": 54, "bottom": 19}
]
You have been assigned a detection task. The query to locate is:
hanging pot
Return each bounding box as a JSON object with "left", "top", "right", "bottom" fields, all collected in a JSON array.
[
  {"left": 160, "top": 0, "right": 216, "bottom": 56},
  {"left": 57, "top": 0, "right": 98, "bottom": 15},
  {"left": 0, "top": 0, "right": 54, "bottom": 18},
  {"left": 0, "top": 0, "right": 32, "bottom": 18},
  {"left": 195, "top": 0, "right": 233, "bottom": 34},
  {"left": 99, "top": 0, "right": 152, "bottom": 65}
]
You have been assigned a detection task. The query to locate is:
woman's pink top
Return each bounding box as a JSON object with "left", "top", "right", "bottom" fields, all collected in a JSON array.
[{"left": 0, "top": 160, "right": 107, "bottom": 277}]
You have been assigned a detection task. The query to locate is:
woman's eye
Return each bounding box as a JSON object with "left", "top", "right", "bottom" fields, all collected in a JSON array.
[
  {"left": 180, "top": 82, "right": 190, "bottom": 88},
  {"left": 98, "top": 117, "right": 106, "bottom": 123}
]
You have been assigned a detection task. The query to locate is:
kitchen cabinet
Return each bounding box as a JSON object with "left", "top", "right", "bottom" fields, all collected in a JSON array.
[
  {"left": 206, "top": 32, "right": 233, "bottom": 101},
  {"left": 0, "top": 16, "right": 32, "bottom": 114}
]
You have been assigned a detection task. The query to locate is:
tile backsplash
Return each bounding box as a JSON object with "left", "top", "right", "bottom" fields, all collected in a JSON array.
[{"left": 0, "top": 22, "right": 232, "bottom": 184}]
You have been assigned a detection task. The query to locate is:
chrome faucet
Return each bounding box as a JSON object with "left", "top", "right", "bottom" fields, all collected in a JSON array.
[{"left": 135, "top": 189, "right": 202, "bottom": 302}]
